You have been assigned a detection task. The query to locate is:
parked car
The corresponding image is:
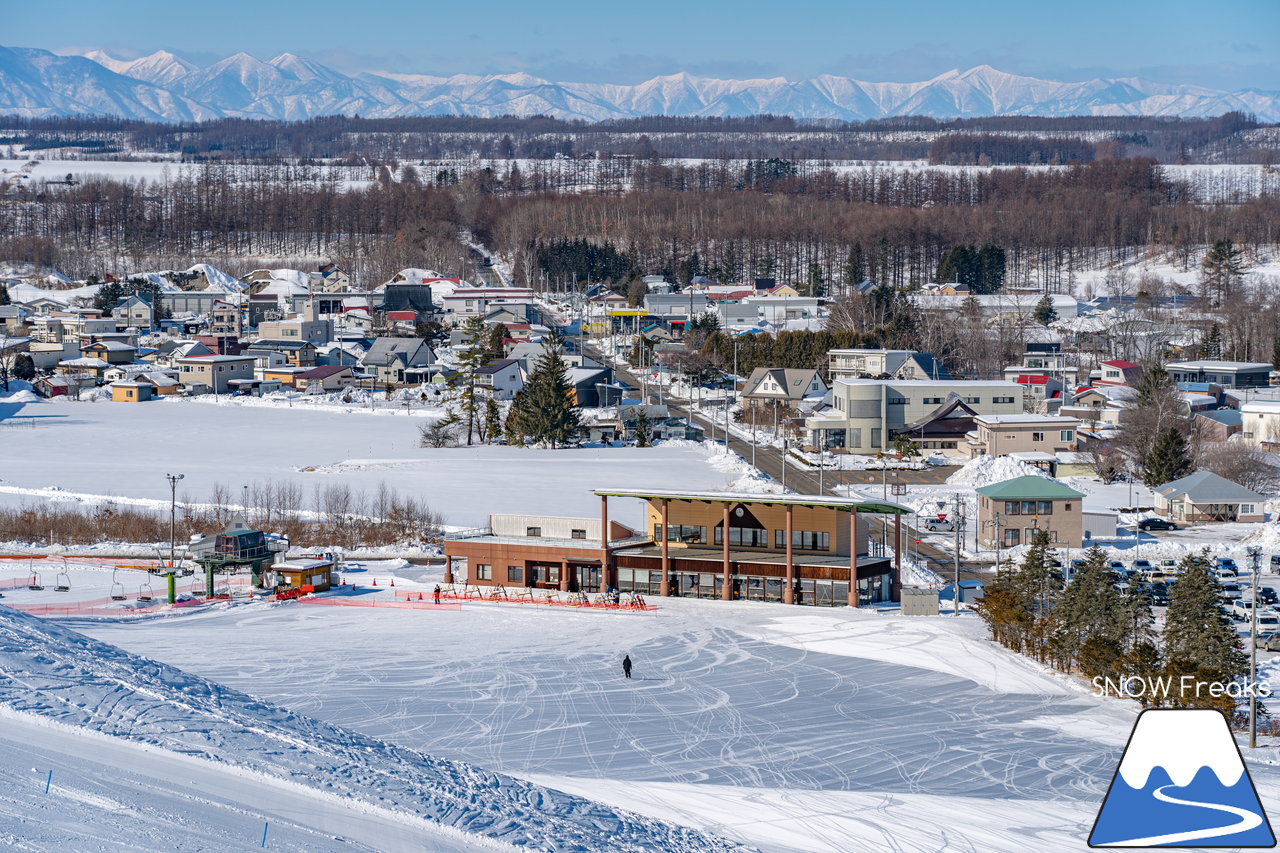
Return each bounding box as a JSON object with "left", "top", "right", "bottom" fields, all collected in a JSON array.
[
  {"left": 1259, "top": 612, "right": 1280, "bottom": 629},
  {"left": 1220, "top": 583, "right": 1243, "bottom": 601},
  {"left": 1230, "top": 600, "right": 1256, "bottom": 621},
  {"left": 1262, "top": 587, "right": 1279, "bottom": 606},
  {"left": 1132, "top": 559, "right": 1154, "bottom": 572},
  {"left": 1271, "top": 555, "right": 1280, "bottom": 570},
  {"left": 1215, "top": 568, "right": 1238, "bottom": 581},
  {"left": 921, "top": 517, "right": 955, "bottom": 533},
  {"left": 1149, "top": 587, "right": 1170, "bottom": 607},
  {"left": 1147, "top": 570, "right": 1170, "bottom": 584},
  {"left": 1216, "top": 557, "right": 1238, "bottom": 572},
  {"left": 1256, "top": 630, "right": 1280, "bottom": 651},
  {"left": 1108, "top": 560, "right": 1127, "bottom": 573},
  {"left": 1138, "top": 518, "right": 1179, "bottom": 531}
]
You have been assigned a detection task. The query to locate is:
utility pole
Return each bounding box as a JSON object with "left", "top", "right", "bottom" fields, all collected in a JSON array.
[
  {"left": 165, "top": 473, "right": 184, "bottom": 568},
  {"left": 953, "top": 493, "right": 965, "bottom": 616},
  {"left": 1249, "top": 545, "right": 1262, "bottom": 748}
]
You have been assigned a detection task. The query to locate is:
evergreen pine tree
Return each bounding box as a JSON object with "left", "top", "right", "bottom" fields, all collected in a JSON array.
[
  {"left": 454, "top": 316, "right": 489, "bottom": 446},
  {"left": 13, "top": 354, "right": 35, "bottom": 382},
  {"left": 976, "top": 244, "right": 1006, "bottom": 293},
  {"left": 1014, "top": 529, "right": 1062, "bottom": 663},
  {"left": 484, "top": 323, "right": 507, "bottom": 361},
  {"left": 0, "top": 283, "right": 9, "bottom": 306},
  {"left": 1200, "top": 322, "right": 1223, "bottom": 359},
  {"left": 1053, "top": 546, "right": 1124, "bottom": 671},
  {"left": 1164, "top": 551, "right": 1247, "bottom": 709},
  {"left": 1272, "top": 335, "right": 1280, "bottom": 371},
  {"left": 634, "top": 406, "right": 652, "bottom": 447},
  {"left": 842, "top": 244, "right": 865, "bottom": 294},
  {"left": 1033, "top": 294, "right": 1058, "bottom": 325},
  {"left": 1143, "top": 427, "right": 1194, "bottom": 487},
  {"left": 805, "top": 262, "right": 825, "bottom": 298},
  {"left": 504, "top": 388, "right": 529, "bottom": 445},
  {"left": 1200, "top": 239, "right": 1245, "bottom": 306},
  {"left": 483, "top": 395, "right": 502, "bottom": 444},
  {"left": 516, "top": 335, "right": 582, "bottom": 448}
]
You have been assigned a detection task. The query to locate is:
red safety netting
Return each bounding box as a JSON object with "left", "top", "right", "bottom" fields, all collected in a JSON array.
[
  {"left": 298, "top": 596, "right": 462, "bottom": 611},
  {"left": 416, "top": 586, "right": 656, "bottom": 612}
]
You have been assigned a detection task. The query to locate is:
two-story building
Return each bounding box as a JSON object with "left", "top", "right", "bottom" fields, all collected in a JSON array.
[
  {"left": 805, "top": 378, "right": 1024, "bottom": 454},
  {"left": 443, "top": 489, "right": 912, "bottom": 607},
  {"left": 827, "top": 349, "right": 950, "bottom": 382},
  {"left": 176, "top": 354, "right": 256, "bottom": 394},
  {"left": 967, "top": 414, "right": 1080, "bottom": 459},
  {"left": 976, "top": 476, "right": 1086, "bottom": 549},
  {"left": 740, "top": 368, "right": 828, "bottom": 411}
]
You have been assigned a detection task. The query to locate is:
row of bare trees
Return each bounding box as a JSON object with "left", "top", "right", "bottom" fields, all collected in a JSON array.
[{"left": 0, "top": 481, "right": 443, "bottom": 550}]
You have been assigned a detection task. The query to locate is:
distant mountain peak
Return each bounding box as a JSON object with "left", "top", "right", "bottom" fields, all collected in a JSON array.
[{"left": 4, "top": 46, "right": 1276, "bottom": 123}]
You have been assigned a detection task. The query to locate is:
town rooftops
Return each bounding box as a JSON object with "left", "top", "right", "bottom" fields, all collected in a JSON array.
[
  {"left": 975, "top": 476, "right": 1086, "bottom": 500},
  {"left": 592, "top": 488, "right": 912, "bottom": 514},
  {"left": 246, "top": 339, "right": 315, "bottom": 351},
  {"left": 974, "top": 414, "right": 1079, "bottom": 426},
  {"left": 177, "top": 354, "right": 256, "bottom": 363},
  {"left": 298, "top": 365, "right": 351, "bottom": 379},
  {"left": 476, "top": 358, "right": 519, "bottom": 375},
  {"left": 1101, "top": 359, "right": 1139, "bottom": 369},
  {"left": 1153, "top": 471, "right": 1264, "bottom": 502}
]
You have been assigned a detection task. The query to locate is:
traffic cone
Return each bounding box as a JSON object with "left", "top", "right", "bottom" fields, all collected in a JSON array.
[
  {"left": 372, "top": 578, "right": 377, "bottom": 586},
  {"left": 390, "top": 578, "right": 395, "bottom": 587},
  {"left": 418, "top": 592, "right": 423, "bottom": 601}
]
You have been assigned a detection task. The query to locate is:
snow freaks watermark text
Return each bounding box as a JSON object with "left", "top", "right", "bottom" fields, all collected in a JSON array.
[{"left": 1093, "top": 675, "right": 1272, "bottom": 701}]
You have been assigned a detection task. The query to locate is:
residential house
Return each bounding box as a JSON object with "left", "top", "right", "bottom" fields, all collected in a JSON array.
[
  {"left": 967, "top": 414, "right": 1079, "bottom": 458},
  {"left": 208, "top": 300, "right": 243, "bottom": 337},
  {"left": 176, "top": 354, "right": 256, "bottom": 394},
  {"left": 440, "top": 288, "right": 534, "bottom": 318},
  {"left": 475, "top": 359, "right": 525, "bottom": 400},
  {"left": 314, "top": 262, "right": 349, "bottom": 291},
  {"left": 1059, "top": 385, "right": 1139, "bottom": 428},
  {"left": 1166, "top": 360, "right": 1271, "bottom": 389},
  {"left": 644, "top": 292, "right": 710, "bottom": 321},
  {"left": 590, "top": 403, "right": 705, "bottom": 443},
  {"left": 245, "top": 339, "right": 317, "bottom": 368},
  {"left": 1096, "top": 359, "right": 1143, "bottom": 386},
  {"left": 897, "top": 396, "right": 982, "bottom": 454},
  {"left": 976, "top": 476, "right": 1086, "bottom": 548},
  {"left": 34, "top": 374, "right": 87, "bottom": 398},
  {"left": 55, "top": 357, "right": 110, "bottom": 381},
  {"left": 827, "top": 349, "right": 950, "bottom": 382},
  {"left": 805, "top": 378, "right": 1023, "bottom": 453},
  {"left": 262, "top": 367, "right": 308, "bottom": 388},
  {"left": 80, "top": 340, "right": 138, "bottom": 366},
  {"left": 914, "top": 292, "right": 1079, "bottom": 321},
  {"left": 361, "top": 337, "right": 436, "bottom": 386},
  {"left": 1153, "top": 471, "right": 1265, "bottom": 523},
  {"left": 256, "top": 318, "right": 333, "bottom": 346},
  {"left": 1240, "top": 400, "right": 1280, "bottom": 450},
  {"left": 113, "top": 294, "right": 156, "bottom": 330},
  {"left": 296, "top": 365, "right": 358, "bottom": 393},
  {"left": 741, "top": 368, "right": 829, "bottom": 411}
]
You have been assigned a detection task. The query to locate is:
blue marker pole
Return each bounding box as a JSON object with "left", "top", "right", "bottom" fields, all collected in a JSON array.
[
  {"left": 44, "top": 770, "right": 51, "bottom": 794},
  {"left": 261, "top": 821, "right": 268, "bottom": 847}
]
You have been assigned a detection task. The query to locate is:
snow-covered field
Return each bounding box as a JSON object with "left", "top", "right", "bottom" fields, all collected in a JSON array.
[
  {"left": 1, "top": 561, "right": 1274, "bottom": 852},
  {"left": 0, "top": 395, "right": 735, "bottom": 531}
]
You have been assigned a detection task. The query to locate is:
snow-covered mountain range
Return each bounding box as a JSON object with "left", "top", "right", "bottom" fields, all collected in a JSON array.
[{"left": 1, "top": 45, "right": 1277, "bottom": 123}]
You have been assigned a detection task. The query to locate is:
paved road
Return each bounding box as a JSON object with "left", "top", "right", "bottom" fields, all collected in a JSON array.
[{"left": 584, "top": 345, "right": 993, "bottom": 584}]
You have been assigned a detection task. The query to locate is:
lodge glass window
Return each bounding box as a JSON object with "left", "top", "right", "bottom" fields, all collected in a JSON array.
[
  {"left": 662, "top": 524, "right": 707, "bottom": 544},
  {"left": 526, "top": 527, "right": 542, "bottom": 537},
  {"left": 570, "top": 529, "right": 587, "bottom": 539},
  {"left": 1060, "top": 430, "right": 1074, "bottom": 442},
  {"left": 507, "top": 565, "right": 523, "bottom": 582},
  {"left": 715, "top": 526, "right": 768, "bottom": 547},
  {"left": 475, "top": 564, "right": 492, "bottom": 580},
  {"left": 993, "top": 396, "right": 1016, "bottom": 404},
  {"left": 774, "top": 530, "right": 831, "bottom": 550}
]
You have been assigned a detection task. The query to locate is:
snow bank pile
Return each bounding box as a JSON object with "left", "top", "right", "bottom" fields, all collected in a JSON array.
[
  {"left": 0, "top": 382, "right": 41, "bottom": 402},
  {"left": 946, "top": 454, "right": 1051, "bottom": 488},
  {"left": 0, "top": 607, "right": 743, "bottom": 853},
  {"left": 1244, "top": 523, "right": 1280, "bottom": 551}
]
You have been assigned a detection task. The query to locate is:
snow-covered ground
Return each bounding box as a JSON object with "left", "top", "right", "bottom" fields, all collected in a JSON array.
[
  {"left": 0, "top": 395, "right": 737, "bottom": 531},
  {"left": 1, "top": 567, "right": 1271, "bottom": 853}
]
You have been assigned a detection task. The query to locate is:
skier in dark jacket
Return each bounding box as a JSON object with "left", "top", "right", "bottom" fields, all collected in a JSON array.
[{"left": 622, "top": 654, "right": 633, "bottom": 679}]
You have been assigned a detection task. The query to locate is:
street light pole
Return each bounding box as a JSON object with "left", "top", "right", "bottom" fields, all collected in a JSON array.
[
  {"left": 165, "top": 473, "right": 184, "bottom": 568},
  {"left": 1249, "top": 545, "right": 1262, "bottom": 748},
  {"left": 953, "top": 494, "right": 965, "bottom": 616}
]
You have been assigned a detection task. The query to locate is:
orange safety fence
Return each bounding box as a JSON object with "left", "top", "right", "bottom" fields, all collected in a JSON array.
[
  {"left": 298, "top": 596, "right": 462, "bottom": 611},
  {"left": 409, "top": 587, "right": 656, "bottom": 612},
  {"left": 6, "top": 595, "right": 229, "bottom": 618}
]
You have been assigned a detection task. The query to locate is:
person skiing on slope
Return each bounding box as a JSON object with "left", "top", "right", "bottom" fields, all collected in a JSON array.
[{"left": 622, "top": 654, "right": 633, "bottom": 679}]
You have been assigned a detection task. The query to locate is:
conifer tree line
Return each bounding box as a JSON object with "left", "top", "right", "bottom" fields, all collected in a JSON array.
[{"left": 975, "top": 533, "right": 1247, "bottom": 714}]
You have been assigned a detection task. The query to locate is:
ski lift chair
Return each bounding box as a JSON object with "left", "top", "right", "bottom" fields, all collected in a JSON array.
[
  {"left": 138, "top": 578, "right": 154, "bottom": 603},
  {"left": 28, "top": 572, "right": 43, "bottom": 591},
  {"left": 110, "top": 569, "right": 126, "bottom": 601},
  {"left": 55, "top": 560, "right": 71, "bottom": 592}
]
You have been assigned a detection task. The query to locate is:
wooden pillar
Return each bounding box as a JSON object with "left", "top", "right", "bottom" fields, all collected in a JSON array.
[
  {"left": 660, "top": 499, "right": 671, "bottom": 597},
  {"left": 784, "top": 504, "right": 795, "bottom": 604},
  {"left": 892, "top": 512, "right": 903, "bottom": 602},
  {"left": 599, "top": 495, "right": 610, "bottom": 594},
  {"left": 559, "top": 558, "right": 569, "bottom": 592},
  {"left": 443, "top": 556, "right": 454, "bottom": 585},
  {"left": 720, "top": 504, "right": 732, "bottom": 600},
  {"left": 848, "top": 510, "right": 859, "bottom": 608}
]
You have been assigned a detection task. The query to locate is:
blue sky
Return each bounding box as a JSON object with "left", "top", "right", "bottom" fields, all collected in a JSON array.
[{"left": 15, "top": 0, "right": 1280, "bottom": 89}]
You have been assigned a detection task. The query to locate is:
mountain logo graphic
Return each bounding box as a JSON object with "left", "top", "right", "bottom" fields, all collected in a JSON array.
[{"left": 1090, "top": 709, "right": 1276, "bottom": 847}]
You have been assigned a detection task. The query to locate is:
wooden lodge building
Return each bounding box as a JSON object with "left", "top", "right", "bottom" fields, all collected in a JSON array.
[{"left": 443, "top": 489, "right": 911, "bottom": 607}]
